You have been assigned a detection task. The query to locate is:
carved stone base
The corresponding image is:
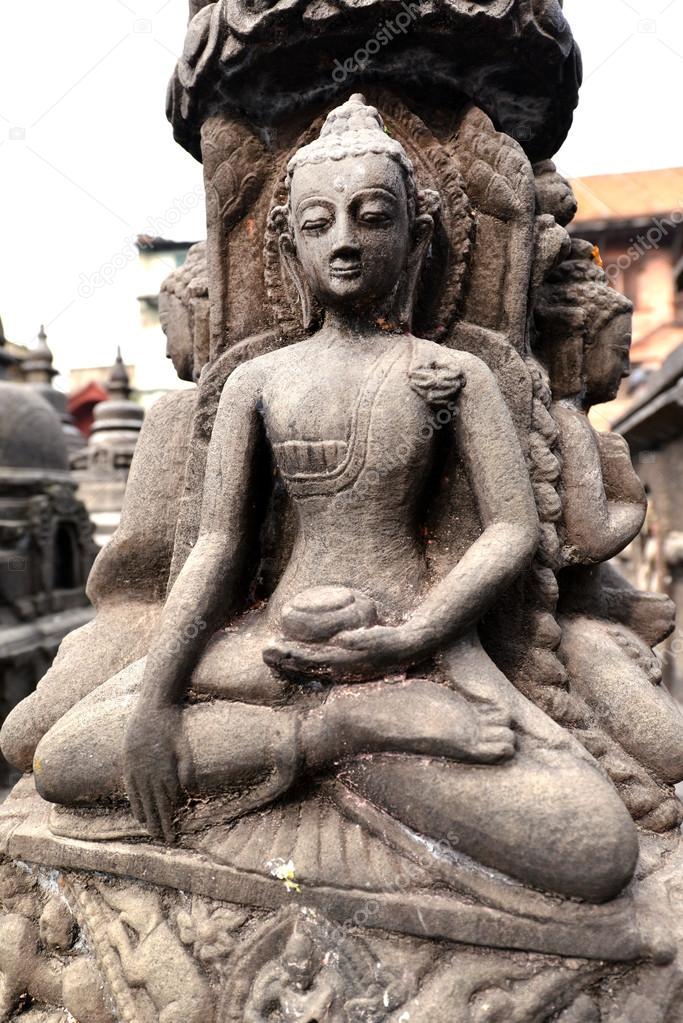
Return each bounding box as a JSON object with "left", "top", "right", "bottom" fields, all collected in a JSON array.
[{"left": 2, "top": 779, "right": 683, "bottom": 1022}]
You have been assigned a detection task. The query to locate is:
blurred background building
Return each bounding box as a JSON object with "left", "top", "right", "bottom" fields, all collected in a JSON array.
[{"left": 67, "top": 236, "right": 196, "bottom": 412}]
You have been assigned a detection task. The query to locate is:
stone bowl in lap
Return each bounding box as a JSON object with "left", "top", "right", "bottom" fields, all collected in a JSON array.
[{"left": 280, "top": 586, "right": 377, "bottom": 644}]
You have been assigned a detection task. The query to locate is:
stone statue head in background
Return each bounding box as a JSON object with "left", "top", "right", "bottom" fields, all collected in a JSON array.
[
  {"left": 269, "top": 94, "right": 440, "bottom": 333},
  {"left": 159, "top": 241, "right": 209, "bottom": 382},
  {"left": 534, "top": 238, "right": 633, "bottom": 408}
]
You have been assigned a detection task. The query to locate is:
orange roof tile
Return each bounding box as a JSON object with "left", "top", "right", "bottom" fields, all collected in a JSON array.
[{"left": 570, "top": 168, "right": 683, "bottom": 224}]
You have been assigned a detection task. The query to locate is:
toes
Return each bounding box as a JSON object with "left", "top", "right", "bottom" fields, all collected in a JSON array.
[
  {"left": 477, "top": 727, "right": 516, "bottom": 762},
  {"left": 486, "top": 726, "right": 516, "bottom": 745},
  {"left": 476, "top": 742, "right": 515, "bottom": 763}
]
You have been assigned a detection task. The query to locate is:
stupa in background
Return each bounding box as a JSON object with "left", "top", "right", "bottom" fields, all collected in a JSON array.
[
  {"left": 71, "top": 350, "right": 145, "bottom": 548},
  {"left": 22, "top": 326, "right": 84, "bottom": 457},
  {"left": 0, "top": 328, "right": 95, "bottom": 787}
]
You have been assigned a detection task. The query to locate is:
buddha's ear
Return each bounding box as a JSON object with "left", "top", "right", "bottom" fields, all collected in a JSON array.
[
  {"left": 279, "top": 233, "right": 315, "bottom": 331},
  {"left": 399, "top": 210, "right": 435, "bottom": 329}
]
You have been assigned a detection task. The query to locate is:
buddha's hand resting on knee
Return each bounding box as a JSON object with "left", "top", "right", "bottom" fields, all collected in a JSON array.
[
  {"left": 263, "top": 623, "right": 424, "bottom": 682},
  {"left": 123, "top": 705, "right": 189, "bottom": 843}
]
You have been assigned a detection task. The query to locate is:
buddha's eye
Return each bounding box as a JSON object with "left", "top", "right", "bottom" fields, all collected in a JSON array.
[
  {"left": 299, "top": 207, "right": 333, "bottom": 233},
  {"left": 358, "top": 208, "right": 392, "bottom": 227}
]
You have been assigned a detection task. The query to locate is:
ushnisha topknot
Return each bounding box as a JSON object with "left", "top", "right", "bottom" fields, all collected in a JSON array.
[{"left": 285, "top": 94, "right": 429, "bottom": 220}]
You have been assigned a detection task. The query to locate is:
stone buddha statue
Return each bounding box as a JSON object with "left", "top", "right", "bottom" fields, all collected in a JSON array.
[
  {"left": 6, "top": 96, "right": 639, "bottom": 905},
  {"left": 534, "top": 240, "right": 683, "bottom": 829}
]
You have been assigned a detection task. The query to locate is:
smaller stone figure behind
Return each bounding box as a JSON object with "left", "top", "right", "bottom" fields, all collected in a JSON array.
[{"left": 534, "top": 239, "right": 683, "bottom": 830}]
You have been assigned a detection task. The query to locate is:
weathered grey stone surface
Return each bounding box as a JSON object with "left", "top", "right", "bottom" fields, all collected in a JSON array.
[
  {"left": 1, "top": 3, "right": 683, "bottom": 1021},
  {"left": 167, "top": 0, "right": 582, "bottom": 164}
]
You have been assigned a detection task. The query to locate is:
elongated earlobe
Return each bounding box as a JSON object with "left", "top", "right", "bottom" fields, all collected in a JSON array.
[
  {"left": 279, "top": 234, "right": 315, "bottom": 330},
  {"left": 398, "top": 213, "right": 434, "bottom": 329}
]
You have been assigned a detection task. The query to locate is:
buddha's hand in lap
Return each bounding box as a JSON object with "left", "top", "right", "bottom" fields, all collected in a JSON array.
[
  {"left": 263, "top": 623, "right": 428, "bottom": 682},
  {"left": 123, "top": 704, "right": 190, "bottom": 843}
]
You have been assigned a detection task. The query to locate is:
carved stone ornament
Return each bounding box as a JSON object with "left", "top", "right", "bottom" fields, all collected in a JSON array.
[
  {"left": 167, "top": 0, "right": 581, "bottom": 164},
  {"left": 3, "top": 6, "right": 683, "bottom": 1020}
]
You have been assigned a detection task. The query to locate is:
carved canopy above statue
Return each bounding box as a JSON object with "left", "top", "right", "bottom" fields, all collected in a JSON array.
[{"left": 167, "top": 0, "right": 582, "bottom": 163}]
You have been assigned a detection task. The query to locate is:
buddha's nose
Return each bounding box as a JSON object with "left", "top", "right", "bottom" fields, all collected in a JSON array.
[
  {"left": 330, "top": 212, "right": 361, "bottom": 256},
  {"left": 330, "top": 243, "right": 361, "bottom": 268}
]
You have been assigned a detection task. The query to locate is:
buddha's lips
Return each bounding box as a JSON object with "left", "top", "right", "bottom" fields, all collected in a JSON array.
[{"left": 329, "top": 262, "right": 362, "bottom": 278}]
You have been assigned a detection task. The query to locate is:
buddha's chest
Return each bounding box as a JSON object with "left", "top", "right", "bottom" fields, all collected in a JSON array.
[
  {"left": 261, "top": 344, "right": 455, "bottom": 495},
  {"left": 264, "top": 370, "right": 362, "bottom": 442}
]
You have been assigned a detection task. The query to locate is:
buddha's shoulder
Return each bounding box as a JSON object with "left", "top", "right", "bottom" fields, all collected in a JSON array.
[
  {"left": 219, "top": 343, "right": 293, "bottom": 392},
  {"left": 409, "top": 337, "right": 496, "bottom": 382},
  {"left": 228, "top": 337, "right": 321, "bottom": 378}
]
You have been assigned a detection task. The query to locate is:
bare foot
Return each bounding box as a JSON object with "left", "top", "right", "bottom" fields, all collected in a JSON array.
[{"left": 306, "top": 679, "right": 516, "bottom": 766}]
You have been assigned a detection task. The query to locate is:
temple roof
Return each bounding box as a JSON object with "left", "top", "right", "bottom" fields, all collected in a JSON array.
[
  {"left": 572, "top": 168, "right": 683, "bottom": 229},
  {"left": 614, "top": 343, "right": 683, "bottom": 452},
  {"left": 167, "top": 0, "right": 582, "bottom": 163}
]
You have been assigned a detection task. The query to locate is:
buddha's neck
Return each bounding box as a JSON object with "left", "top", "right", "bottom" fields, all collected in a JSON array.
[{"left": 323, "top": 307, "right": 406, "bottom": 343}]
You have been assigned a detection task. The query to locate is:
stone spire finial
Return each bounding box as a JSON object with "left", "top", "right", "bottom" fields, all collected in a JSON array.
[
  {"left": 22, "top": 324, "right": 58, "bottom": 385},
  {"left": 0, "top": 315, "right": 17, "bottom": 380},
  {"left": 73, "top": 347, "right": 144, "bottom": 546},
  {"left": 22, "top": 325, "right": 85, "bottom": 453},
  {"left": 106, "top": 347, "right": 132, "bottom": 402}
]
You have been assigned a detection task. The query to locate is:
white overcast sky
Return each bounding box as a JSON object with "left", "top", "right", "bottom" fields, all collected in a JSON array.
[{"left": 0, "top": 0, "right": 682, "bottom": 379}]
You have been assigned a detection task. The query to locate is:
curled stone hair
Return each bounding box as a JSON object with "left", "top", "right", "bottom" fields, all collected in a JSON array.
[
  {"left": 536, "top": 238, "right": 633, "bottom": 336},
  {"left": 283, "top": 93, "right": 427, "bottom": 223},
  {"left": 267, "top": 94, "right": 441, "bottom": 334}
]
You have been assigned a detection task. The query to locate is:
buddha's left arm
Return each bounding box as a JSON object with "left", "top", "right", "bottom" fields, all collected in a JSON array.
[{"left": 404, "top": 356, "right": 539, "bottom": 652}]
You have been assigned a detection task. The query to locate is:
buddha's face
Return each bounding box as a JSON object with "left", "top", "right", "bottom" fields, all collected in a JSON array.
[
  {"left": 584, "top": 310, "right": 632, "bottom": 406},
  {"left": 289, "top": 153, "right": 411, "bottom": 316},
  {"left": 159, "top": 292, "right": 195, "bottom": 382}
]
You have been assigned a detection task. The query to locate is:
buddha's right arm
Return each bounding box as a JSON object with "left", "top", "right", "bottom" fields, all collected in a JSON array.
[{"left": 138, "top": 361, "right": 265, "bottom": 709}]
